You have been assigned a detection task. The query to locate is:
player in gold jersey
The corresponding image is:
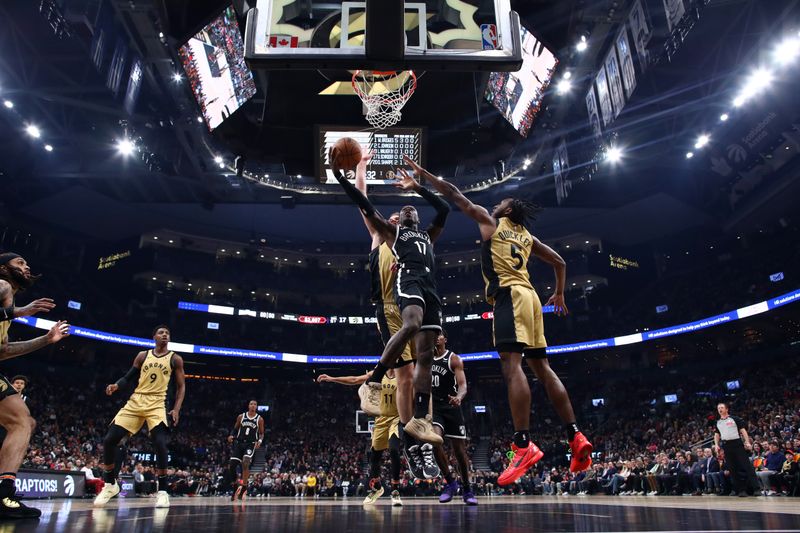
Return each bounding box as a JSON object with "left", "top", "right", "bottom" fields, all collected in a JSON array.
[
  {"left": 94, "top": 325, "right": 185, "bottom": 508},
  {"left": 0, "top": 252, "right": 69, "bottom": 519},
  {"left": 405, "top": 156, "right": 593, "bottom": 485},
  {"left": 317, "top": 369, "right": 404, "bottom": 507}
]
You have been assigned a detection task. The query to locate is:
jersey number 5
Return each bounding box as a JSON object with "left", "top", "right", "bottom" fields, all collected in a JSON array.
[
  {"left": 414, "top": 241, "right": 427, "bottom": 255},
  {"left": 510, "top": 244, "right": 524, "bottom": 270}
]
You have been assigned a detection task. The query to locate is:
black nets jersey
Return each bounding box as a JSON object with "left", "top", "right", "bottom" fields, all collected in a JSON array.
[
  {"left": 431, "top": 350, "right": 458, "bottom": 405},
  {"left": 236, "top": 412, "right": 261, "bottom": 443},
  {"left": 392, "top": 225, "right": 436, "bottom": 283}
]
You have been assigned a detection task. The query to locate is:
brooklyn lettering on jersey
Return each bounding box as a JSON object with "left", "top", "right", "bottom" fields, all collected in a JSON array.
[
  {"left": 496, "top": 229, "right": 532, "bottom": 248},
  {"left": 141, "top": 359, "right": 170, "bottom": 376},
  {"left": 398, "top": 230, "right": 432, "bottom": 243}
]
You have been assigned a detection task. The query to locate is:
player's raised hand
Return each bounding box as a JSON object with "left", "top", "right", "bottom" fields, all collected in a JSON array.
[
  {"left": 46, "top": 320, "right": 70, "bottom": 343},
  {"left": 15, "top": 298, "right": 56, "bottom": 317},
  {"left": 357, "top": 149, "right": 374, "bottom": 168},
  {"left": 394, "top": 167, "right": 421, "bottom": 192},
  {"left": 402, "top": 155, "right": 428, "bottom": 177},
  {"left": 316, "top": 374, "right": 331, "bottom": 383},
  {"left": 546, "top": 293, "right": 569, "bottom": 316},
  {"left": 105, "top": 383, "right": 119, "bottom": 396}
]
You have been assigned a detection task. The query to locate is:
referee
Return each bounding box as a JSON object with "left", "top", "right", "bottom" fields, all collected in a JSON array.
[{"left": 713, "top": 402, "right": 759, "bottom": 497}]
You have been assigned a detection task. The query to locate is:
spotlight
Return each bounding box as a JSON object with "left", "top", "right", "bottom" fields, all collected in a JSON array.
[
  {"left": 556, "top": 79, "right": 572, "bottom": 94},
  {"left": 25, "top": 125, "right": 41, "bottom": 138},
  {"left": 197, "top": 116, "right": 203, "bottom": 123},
  {"left": 576, "top": 35, "right": 588, "bottom": 52},
  {"left": 720, "top": 113, "right": 729, "bottom": 122},
  {"left": 524, "top": 158, "right": 532, "bottom": 165},
  {"left": 44, "top": 144, "right": 53, "bottom": 152},
  {"left": 172, "top": 73, "right": 183, "bottom": 83},
  {"left": 686, "top": 152, "right": 694, "bottom": 159},
  {"left": 694, "top": 135, "right": 710, "bottom": 149},
  {"left": 218, "top": 162, "right": 225, "bottom": 169},
  {"left": 296, "top": 174, "right": 301, "bottom": 178},
  {"left": 563, "top": 70, "right": 572, "bottom": 80},
  {"left": 116, "top": 138, "right": 136, "bottom": 156},
  {"left": 3, "top": 100, "right": 13, "bottom": 109},
  {"left": 773, "top": 36, "right": 800, "bottom": 66},
  {"left": 734, "top": 68, "right": 773, "bottom": 107},
  {"left": 214, "top": 156, "right": 223, "bottom": 164},
  {"left": 606, "top": 146, "right": 623, "bottom": 163}
]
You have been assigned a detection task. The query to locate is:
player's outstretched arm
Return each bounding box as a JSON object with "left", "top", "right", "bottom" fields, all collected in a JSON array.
[
  {"left": 169, "top": 354, "right": 186, "bottom": 426},
  {"left": 256, "top": 417, "right": 265, "bottom": 448},
  {"left": 333, "top": 169, "right": 397, "bottom": 247},
  {"left": 531, "top": 237, "right": 569, "bottom": 316},
  {"left": 449, "top": 354, "right": 468, "bottom": 407},
  {"left": 402, "top": 156, "right": 496, "bottom": 241},
  {"left": 316, "top": 371, "right": 372, "bottom": 386},
  {"left": 106, "top": 350, "right": 146, "bottom": 395},
  {"left": 335, "top": 147, "right": 385, "bottom": 250},
  {"left": 394, "top": 167, "right": 451, "bottom": 242},
  {"left": 0, "top": 319, "right": 70, "bottom": 362}
]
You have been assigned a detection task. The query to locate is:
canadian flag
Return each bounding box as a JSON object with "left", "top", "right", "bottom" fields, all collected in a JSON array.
[{"left": 269, "top": 35, "right": 299, "bottom": 48}]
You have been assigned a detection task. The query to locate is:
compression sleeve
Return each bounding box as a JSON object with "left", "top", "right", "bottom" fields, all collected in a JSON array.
[
  {"left": 417, "top": 186, "right": 450, "bottom": 227},
  {"left": 334, "top": 170, "right": 376, "bottom": 218},
  {"left": 115, "top": 367, "right": 139, "bottom": 389}
]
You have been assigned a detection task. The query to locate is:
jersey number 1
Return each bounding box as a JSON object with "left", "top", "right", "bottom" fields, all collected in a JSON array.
[{"left": 414, "top": 241, "right": 427, "bottom": 255}]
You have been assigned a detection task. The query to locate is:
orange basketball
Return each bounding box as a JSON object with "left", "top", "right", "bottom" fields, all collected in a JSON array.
[{"left": 331, "top": 137, "right": 362, "bottom": 169}]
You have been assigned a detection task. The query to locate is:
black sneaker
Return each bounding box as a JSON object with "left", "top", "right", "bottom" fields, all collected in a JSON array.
[
  {"left": 419, "top": 444, "right": 441, "bottom": 479},
  {"left": 0, "top": 495, "right": 42, "bottom": 519},
  {"left": 404, "top": 445, "right": 426, "bottom": 480}
]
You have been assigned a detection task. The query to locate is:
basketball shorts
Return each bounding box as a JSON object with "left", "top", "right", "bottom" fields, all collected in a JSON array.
[
  {"left": 372, "top": 415, "right": 400, "bottom": 451},
  {"left": 112, "top": 393, "right": 169, "bottom": 434},
  {"left": 432, "top": 404, "right": 467, "bottom": 440},
  {"left": 394, "top": 271, "right": 442, "bottom": 332},
  {"left": 0, "top": 374, "right": 18, "bottom": 401},
  {"left": 230, "top": 441, "right": 257, "bottom": 463},
  {"left": 492, "top": 285, "right": 547, "bottom": 356},
  {"left": 376, "top": 303, "right": 416, "bottom": 366}
]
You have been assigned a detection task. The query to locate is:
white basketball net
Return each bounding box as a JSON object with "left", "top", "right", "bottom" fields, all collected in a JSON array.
[{"left": 352, "top": 70, "right": 417, "bottom": 129}]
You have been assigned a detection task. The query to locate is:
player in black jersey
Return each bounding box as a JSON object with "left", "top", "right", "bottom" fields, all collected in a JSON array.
[
  {"left": 430, "top": 332, "right": 477, "bottom": 505},
  {"left": 334, "top": 165, "right": 450, "bottom": 446},
  {"left": 226, "top": 400, "right": 264, "bottom": 501}
]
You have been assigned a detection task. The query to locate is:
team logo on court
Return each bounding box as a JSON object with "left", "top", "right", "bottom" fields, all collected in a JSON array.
[{"left": 64, "top": 475, "right": 75, "bottom": 496}]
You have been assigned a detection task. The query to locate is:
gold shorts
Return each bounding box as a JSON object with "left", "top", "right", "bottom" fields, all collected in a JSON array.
[
  {"left": 112, "top": 393, "right": 168, "bottom": 434},
  {"left": 376, "top": 303, "right": 416, "bottom": 366},
  {"left": 371, "top": 415, "right": 400, "bottom": 451},
  {"left": 492, "top": 285, "right": 547, "bottom": 352}
]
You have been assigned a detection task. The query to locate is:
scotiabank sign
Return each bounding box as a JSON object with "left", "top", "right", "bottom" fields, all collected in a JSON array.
[
  {"left": 298, "top": 315, "right": 327, "bottom": 324},
  {"left": 16, "top": 469, "right": 86, "bottom": 498}
]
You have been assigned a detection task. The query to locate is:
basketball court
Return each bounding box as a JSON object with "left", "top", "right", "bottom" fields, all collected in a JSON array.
[{"left": 14, "top": 496, "right": 800, "bottom": 533}]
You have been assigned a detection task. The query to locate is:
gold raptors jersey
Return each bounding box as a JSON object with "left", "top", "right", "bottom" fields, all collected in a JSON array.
[
  {"left": 369, "top": 242, "right": 397, "bottom": 304},
  {"left": 481, "top": 217, "right": 534, "bottom": 304},
  {"left": 0, "top": 319, "right": 9, "bottom": 345},
  {"left": 379, "top": 373, "right": 399, "bottom": 418},
  {"left": 134, "top": 350, "right": 173, "bottom": 399}
]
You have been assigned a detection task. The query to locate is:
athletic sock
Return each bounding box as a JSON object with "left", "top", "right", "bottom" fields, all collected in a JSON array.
[
  {"left": 413, "top": 392, "right": 430, "bottom": 419},
  {"left": 0, "top": 474, "right": 16, "bottom": 499},
  {"left": 369, "top": 362, "right": 389, "bottom": 383},
  {"left": 158, "top": 475, "right": 168, "bottom": 492},
  {"left": 512, "top": 430, "right": 530, "bottom": 449},
  {"left": 102, "top": 469, "right": 116, "bottom": 484},
  {"left": 565, "top": 423, "right": 580, "bottom": 441}
]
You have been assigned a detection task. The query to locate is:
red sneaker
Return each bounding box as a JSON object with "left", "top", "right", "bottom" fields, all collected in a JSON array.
[
  {"left": 569, "top": 431, "right": 593, "bottom": 472},
  {"left": 497, "top": 442, "right": 544, "bottom": 486}
]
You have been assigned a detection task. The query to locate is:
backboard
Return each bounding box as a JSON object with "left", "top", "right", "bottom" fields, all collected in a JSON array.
[{"left": 244, "top": 0, "right": 522, "bottom": 71}]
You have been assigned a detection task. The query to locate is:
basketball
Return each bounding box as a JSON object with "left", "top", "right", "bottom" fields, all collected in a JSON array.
[{"left": 331, "top": 137, "right": 362, "bottom": 169}]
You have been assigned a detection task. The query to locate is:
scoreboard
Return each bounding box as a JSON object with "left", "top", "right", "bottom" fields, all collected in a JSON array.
[{"left": 317, "top": 126, "right": 424, "bottom": 184}]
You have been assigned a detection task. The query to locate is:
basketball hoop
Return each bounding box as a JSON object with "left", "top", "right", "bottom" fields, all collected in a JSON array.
[{"left": 352, "top": 70, "right": 417, "bottom": 129}]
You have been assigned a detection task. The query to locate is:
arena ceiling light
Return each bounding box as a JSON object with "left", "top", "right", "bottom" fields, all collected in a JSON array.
[
  {"left": 686, "top": 151, "right": 694, "bottom": 159},
  {"left": 3, "top": 100, "right": 13, "bottom": 109},
  {"left": 25, "top": 125, "right": 41, "bottom": 138},
  {"left": 556, "top": 79, "right": 572, "bottom": 95},
  {"left": 733, "top": 68, "right": 773, "bottom": 107},
  {"left": 720, "top": 113, "right": 729, "bottom": 122},
  {"left": 172, "top": 73, "right": 183, "bottom": 83},
  {"left": 773, "top": 36, "right": 800, "bottom": 66},
  {"left": 576, "top": 35, "right": 588, "bottom": 52},
  {"left": 605, "top": 146, "right": 623, "bottom": 163},
  {"left": 44, "top": 144, "right": 53, "bottom": 152},
  {"left": 694, "top": 135, "right": 710, "bottom": 149},
  {"left": 214, "top": 156, "right": 223, "bottom": 164},
  {"left": 116, "top": 138, "right": 136, "bottom": 156}
]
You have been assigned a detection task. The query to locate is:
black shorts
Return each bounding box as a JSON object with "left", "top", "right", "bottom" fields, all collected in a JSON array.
[
  {"left": 230, "top": 441, "right": 256, "bottom": 462},
  {"left": 0, "top": 374, "right": 18, "bottom": 401},
  {"left": 394, "top": 271, "right": 442, "bottom": 332},
  {"left": 432, "top": 404, "right": 467, "bottom": 440}
]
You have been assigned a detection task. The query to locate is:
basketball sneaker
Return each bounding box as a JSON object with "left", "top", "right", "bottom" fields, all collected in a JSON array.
[
  {"left": 155, "top": 490, "right": 170, "bottom": 508},
  {"left": 439, "top": 480, "right": 458, "bottom": 503},
  {"left": 569, "top": 432, "right": 593, "bottom": 473},
  {"left": 462, "top": 491, "right": 478, "bottom": 506},
  {"left": 391, "top": 490, "right": 403, "bottom": 507},
  {"left": 358, "top": 383, "right": 381, "bottom": 417},
  {"left": 420, "top": 444, "right": 441, "bottom": 479},
  {"left": 404, "top": 445, "right": 426, "bottom": 480},
  {"left": 0, "top": 494, "right": 42, "bottom": 518},
  {"left": 497, "top": 442, "right": 544, "bottom": 486},
  {"left": 93, "top": 482, "right": 120, "bottom": 506},
  {"left": 404, "top": 416, "right": 443, "bottom": 445},
  {"left": 363, "top": 479, "right": 384, "bottom": 505}
]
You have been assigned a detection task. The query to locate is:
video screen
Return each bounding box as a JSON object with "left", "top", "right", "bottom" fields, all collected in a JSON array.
[
  {"left": 726, "top": 380, "right": 741, "bottom": 390},
  {"left": 591, "top": 398, "right": 605, "bottom": 407},
  {"left": 178, "top": 6, "right": 256, "bottom": 130},
  {"left": 484, "top": 26, "right": 558, "bottom": 137},
  {"left": 317, "top": 126, "right": 424, "bottom": 184},
  {"left": 664, "top": 394, "right": 678, "bottom": 404}
]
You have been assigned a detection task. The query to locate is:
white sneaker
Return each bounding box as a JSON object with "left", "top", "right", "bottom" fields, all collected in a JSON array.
[
  {"left": 93, "top": 482, "right": 120, "bottom": 506},
  {"left": 391, "top": 490, "right": 403, "bottom": 507},
  {"left": 155, "top": 491, "right": 170, "bottom": 508}
]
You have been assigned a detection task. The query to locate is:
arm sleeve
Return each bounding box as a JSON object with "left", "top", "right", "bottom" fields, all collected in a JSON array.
[
  {"left": 417, "top": 186, "right": 450, "bottom": 227},
  {"left": 115, "top": 367, "right": 139, "bottom": 389},
  {"left": 1, "top": 306, "right": 14, "bottom": 322},
  {"left": 334, "top": 170, "right": 376, "bottom": 218}
]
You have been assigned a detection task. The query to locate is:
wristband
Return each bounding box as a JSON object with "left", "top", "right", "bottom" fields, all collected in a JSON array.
[{"left": 1, "top": 306, "right": 15, "bottom": 322}]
